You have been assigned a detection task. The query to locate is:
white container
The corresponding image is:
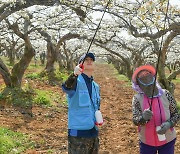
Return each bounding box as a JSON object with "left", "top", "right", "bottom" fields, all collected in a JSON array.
[
  {"left": 95, "top": 110, "right": 103, "bottom": 124},
  {"left": 156, "top": 126, "right": 166, "bottom": 141}
]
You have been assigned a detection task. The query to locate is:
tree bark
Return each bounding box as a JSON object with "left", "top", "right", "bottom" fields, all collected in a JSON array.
[
  {"left": 168, "top": 69, "right": 180, "bottom": 81},
  {"left": 158, "top": 31, "right": 179, "bottom": 93},
  {"left": 11, "top": 38, "right": 35, "bottom": 87},
  {"left": 0, "top": 58, "right": 12, "bottom": 87},
  {"left": 45, "top": 42, "right": 56, "bottom": 73}
]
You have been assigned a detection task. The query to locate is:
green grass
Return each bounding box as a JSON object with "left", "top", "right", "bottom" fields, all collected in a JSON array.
[
  {"left": 177, "top": 101, "right": 180, "bottom": 114},
  {"left": 25, "top": 73, "right": 41, "bottom": 80},
  {"left": 25, "top": 69, "right": 69, "bottom": 83},
  {"left": 55, "top": 69, "right": 69, "bottom": 82},
  {"left": 33, "top": 89, "right": 51, "bottom": 106},
  {"left": 33, "top": 89, "right": 67, "bottom": 107},
  {"left": 0, "top": 87, "right": 66, "bottom": 108},
  {"left": 28, "top": 63, "right": 42, "bottom": 69},
  {"left": 0, "top": 127, "right": 34, "bottom": 154},
  {"left": 117, "top": 75, "right": 131, "bottom": 87},
  {"left": 111, "top": 64, "right": 131, "bottom": 86},
  {"left": 172, "top": 78, "right": 180, "bottom": 84},
  {"left": 0, "top": 93, "right": 4, "bottom": 100},
  {"left": 0, "top": 87, "right": 34, "bottom": 108},
  {"left": 116, "top": 74, "right": 129, "bottom": 82}
]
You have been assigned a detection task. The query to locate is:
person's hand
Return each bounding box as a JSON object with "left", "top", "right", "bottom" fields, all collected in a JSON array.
[
  {"left": 142, "top": 109, "right": 153, "bottom": 121},
  {"left": 157, "top": 122, "right": 171, "bottom": 134},
  {"left": 95, "top": 121, "right": 104, "bottom": 126},
  {"left": 74, "top": 64, "right": 83, "bottom": 76}
]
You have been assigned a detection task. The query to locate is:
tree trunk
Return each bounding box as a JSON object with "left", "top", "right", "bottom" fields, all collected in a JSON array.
[
  {"left": 0, "top": 41, "right": 35, "bottom": 88},
  {"left": 157, "top": 31, "right": 178, "bottom": 94},
  {"left": 11, "top": 43, "right": 35, "bottom": 87},
  {"left": 0, "top": 58, "right": 12, "bottom": 87},
  {"left": 45, "top": 42, "right": 56, "bottom": 73},
  {"left": 9, "top": 48, "right": 15, "bottom": 66},
  {"left": 168, "top": 69, "right": 180, "bottom": 81},
  {"left": 126, "top": 65, "right": 133, "bottom": 81}
]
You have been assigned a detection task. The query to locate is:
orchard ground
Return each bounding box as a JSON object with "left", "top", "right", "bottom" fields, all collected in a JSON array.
[{"left": 0, "top": 63, "right": 179, "bottom": 154}]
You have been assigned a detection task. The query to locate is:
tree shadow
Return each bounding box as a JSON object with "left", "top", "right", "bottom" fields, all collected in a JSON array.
[{"left": 0, "top": 87, "right": 34, "bottom": 130}]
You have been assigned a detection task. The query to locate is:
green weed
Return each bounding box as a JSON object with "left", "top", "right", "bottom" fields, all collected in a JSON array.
[
  {"left": 33, "top": 89, "right": 67, "bottom": 107},
  {"left": 55, "top": 70, "right": 69, "bottom": 82},
  {"left": 172, "top": 78, "right": 180, "bottom": 84},
  {"left": 0, "top": 87, "right": 65, "bottom": 108},
  {"left": 47, "top": 149, "right": 54, "bottom": 153},
  {"left": 1, "top": 87, "right": 34, "bottom": 108},
  {"left": 0, "top": 127, "right": 34, "bottom": 154},
  {"left": 177, "top": 101, "right": 180, "bottom": 114},
  {"left": 33, "top": 90, "right": 51, "bottom": 106},
  {"left": 0, "top": 93, "right": 4, "bottom": 100},
  {"left": 25, "top": 73, "right": 41, "bottom": 80},
  {"left": 116, "top": 74, "right": 129, "bottom": 82}
]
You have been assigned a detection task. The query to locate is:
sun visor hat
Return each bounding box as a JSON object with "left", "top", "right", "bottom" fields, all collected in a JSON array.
[
  {"left": 78, "top": 52, "right": 95, "bottom": 64},
  {"left": 132, "top": 65, "right": 156, "bottom": 83}
]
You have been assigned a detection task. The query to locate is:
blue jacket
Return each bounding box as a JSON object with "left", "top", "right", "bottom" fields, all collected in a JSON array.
[{"left": 67, "top": 74, "right": 100, "bottom": 130}]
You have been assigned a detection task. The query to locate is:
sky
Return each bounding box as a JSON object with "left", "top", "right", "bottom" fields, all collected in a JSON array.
[{"left": 170, "top": 0, "right": 180, "bottom": 6}]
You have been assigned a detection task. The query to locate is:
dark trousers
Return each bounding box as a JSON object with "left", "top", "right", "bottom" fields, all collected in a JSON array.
[
  {"left": 68, "top": 136, "right": 99, "bottom": 154},
  {"left": 140, "top": 138, "right": 176, "bottom": 154}
]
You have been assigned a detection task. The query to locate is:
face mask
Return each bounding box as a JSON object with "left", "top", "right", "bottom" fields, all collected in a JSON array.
[
  {"left": 137, "top": 75, "right": 158, "bottom": 97},
  {"left": 137, "top": 76, "right": 155, "bottom": 86}
]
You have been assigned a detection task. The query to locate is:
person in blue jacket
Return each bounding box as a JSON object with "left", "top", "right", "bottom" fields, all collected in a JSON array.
[{"left": 62, "top": 52, "right": 102, "bottom": 154}]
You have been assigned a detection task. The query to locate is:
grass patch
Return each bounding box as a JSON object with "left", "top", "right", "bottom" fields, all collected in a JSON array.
[
  {"left": 116, "top": 74, "right": 129, "bottom": 82},
  {"left": 0, "top": 127, "right": 34, "bottom": 153},
  {"left": 177, "top": 101, "right": 180, "bottom": 114},
  {"left": 25, "top": 69, "right": 69, "bottom": 84},
  {"left": 28, "top": 63, "right": 42, "bottom": 69},
  {"left": 111, "top": 64, "right": 131, "bottom": 86},
  {"left": 0, "top": 93, "right": 4, "bottom": 100},
  {"left": 33, "top": 89, "right": 66, "bottom": 107},
  {"left": 117, "top": 74, "right": 132, "bottom": 87},
  {"left": 55, "top": 69, "right": 69, "bottom": 82},
  {"left": 172, "top": 78, "right": 180, "bottom": 84},
  {"left": 116, "top": 74, "right": 131, "bottom": 87},
  {"left": 25, "top": 73, "right": 41, "bottom": 80},
  {"left": 33, "top": 89, "right": 51, "bottom": 106},
  {"left": 0, "top": 87, "right": 66, "bottom": 108},
  {"left": 0, "top": 87, "right": 34, "bottom": 108}
]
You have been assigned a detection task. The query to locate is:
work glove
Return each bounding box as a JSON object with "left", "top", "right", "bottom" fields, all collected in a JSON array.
[
  {"left": 157, "top": 122, "right": 171, "bottom": 135},
  {"left": 142, "top": 109, "right": 153, "bottom": 121},
  {"left": 74, "top": 64, "right": 83, "bottom": 76}
]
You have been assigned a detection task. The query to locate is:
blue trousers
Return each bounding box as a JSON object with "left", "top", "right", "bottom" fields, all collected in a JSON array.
[{"left": 140, "top": 138, "right": 176, "bottom": 154}]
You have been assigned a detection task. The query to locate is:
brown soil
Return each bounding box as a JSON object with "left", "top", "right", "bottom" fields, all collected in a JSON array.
[{"left": 0, "top": 63, "right": 179, "bottom": 154}]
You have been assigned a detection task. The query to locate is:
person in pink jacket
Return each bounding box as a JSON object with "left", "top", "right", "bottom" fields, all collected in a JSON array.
[{"left": 131, "top": 65, "right": 180, "bottom": 154}]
